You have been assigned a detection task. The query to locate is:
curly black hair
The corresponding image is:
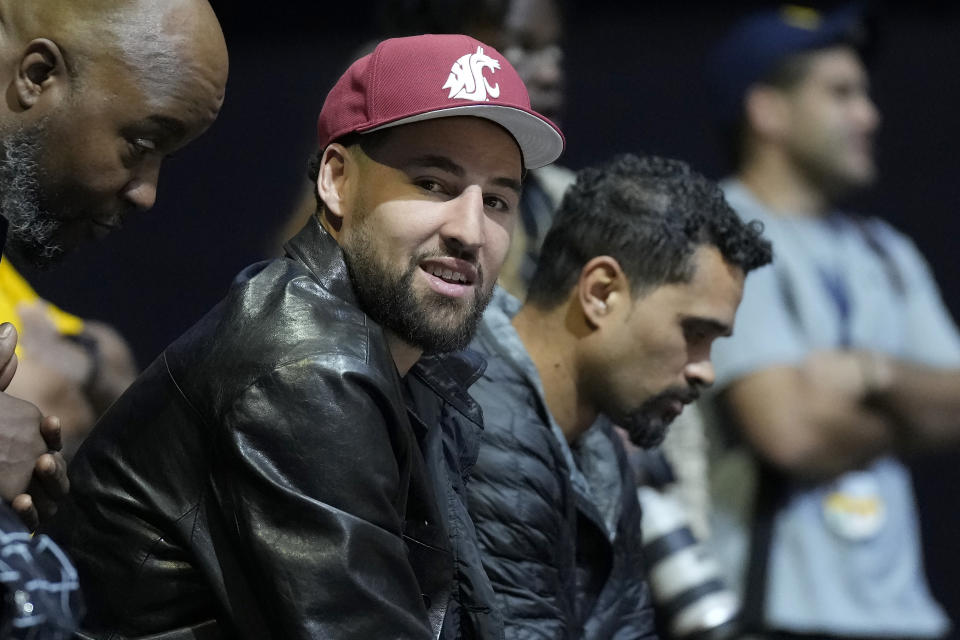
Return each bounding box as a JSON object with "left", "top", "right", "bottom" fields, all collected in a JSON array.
[{"left": 525, "top": 153, "right": 773, "bottom": 309}]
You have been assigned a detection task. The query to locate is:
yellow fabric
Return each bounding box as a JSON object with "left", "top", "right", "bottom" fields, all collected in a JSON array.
[{"left": 0, "top": 257, "right": 84, "bottom": 356}]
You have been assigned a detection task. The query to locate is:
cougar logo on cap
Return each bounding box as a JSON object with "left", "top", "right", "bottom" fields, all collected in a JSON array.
[{"left": 442, "top": 46, "right": 501, "bottom": 101}]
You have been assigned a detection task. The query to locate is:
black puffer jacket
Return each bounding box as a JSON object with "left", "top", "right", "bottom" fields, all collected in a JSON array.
[
  {"left": 44, "top": 219, "right": 502, "bottom": 640},
  {"left": 465, "top": 289, "right": 657, "bottom": 640}
]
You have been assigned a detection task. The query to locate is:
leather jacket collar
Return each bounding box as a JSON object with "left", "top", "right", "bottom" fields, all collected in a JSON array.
[
  {"left": 287, "top": 216, "right": 487, "bottom": 427},
  {"left": 283, "top": 215, "right": 357, "bottom": 306}
]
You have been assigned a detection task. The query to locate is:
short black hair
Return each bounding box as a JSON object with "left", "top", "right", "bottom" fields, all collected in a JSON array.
[{"left": 525, "top": 153, "right": 772, "bottom": 309}]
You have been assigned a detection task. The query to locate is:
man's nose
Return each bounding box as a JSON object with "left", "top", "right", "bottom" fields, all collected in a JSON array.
[
  {"left": 685, "top": 358, "right": 715, "bottom": 389},
  {"left": 858, "top": 94, "right": 881, "bottom": 133},
  {"left": 123, "top": 160, "right": 162, "bottom": 212},
  {"left": 440, "top": 185, "right": 486, "bottom": 257}
]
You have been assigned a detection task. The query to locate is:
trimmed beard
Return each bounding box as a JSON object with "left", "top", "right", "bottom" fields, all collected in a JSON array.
[
  {"left": 618, "top": 386, "right": 700, "bottom": 449},
  {"left": 341, "top": 220, "right": 493, "bottom": 354},
  {"left": 0, "top": 121, "right": 63, "bottom": 268},
  {"left": 619, "top": 407, "right": 671, "bottom": 450}
]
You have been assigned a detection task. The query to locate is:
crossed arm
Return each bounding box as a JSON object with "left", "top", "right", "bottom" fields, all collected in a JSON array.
[{"left": 724, "top": 351, "right": 960, "bottom": 481}]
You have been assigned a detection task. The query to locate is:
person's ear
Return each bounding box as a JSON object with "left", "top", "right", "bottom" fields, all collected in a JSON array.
[
  {"left": 14, "top": 39, "right": 68, "bottom": 109},
  {"left": 317, "top": 143, "right": 354, "bottom": 234},
  {"left": 578, "top": 256, "right": 628, "bottom": 329},
  {"left": 744, "top": 84, "right": 790, "bottom": 141}
]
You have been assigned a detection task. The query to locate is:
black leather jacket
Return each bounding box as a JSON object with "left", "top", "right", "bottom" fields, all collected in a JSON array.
[{"left": 45, "top": 219, "right": 502, "bottom": 640}]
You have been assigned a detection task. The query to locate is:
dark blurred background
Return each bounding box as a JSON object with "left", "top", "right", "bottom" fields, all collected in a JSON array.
[{"left": 23, "top": 0, "right": 960, "bottom": 633}]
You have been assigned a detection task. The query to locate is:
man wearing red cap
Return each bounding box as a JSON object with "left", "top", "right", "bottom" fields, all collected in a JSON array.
[{"left": 46, "top": 34, "right": 564, "bottom": 639}]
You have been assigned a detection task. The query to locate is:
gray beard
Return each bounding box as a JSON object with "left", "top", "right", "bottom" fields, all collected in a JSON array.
[
  {"left": 0, "top": 123, "right": 63, "bottom": 268},
  {"left": 341, "top": 221, "right": 492, "bottom": 355}
]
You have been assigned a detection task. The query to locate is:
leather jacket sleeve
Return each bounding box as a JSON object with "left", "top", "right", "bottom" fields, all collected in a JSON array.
[{"left": 214, "top": 356, "right": 434, "bottom": 639}]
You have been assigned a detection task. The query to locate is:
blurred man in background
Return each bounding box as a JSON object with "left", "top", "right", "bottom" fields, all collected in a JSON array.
[
  {"left": 702, "top": 5, "right": 960, "bottom": 639},
  {"left": 488, "top": 0, "right": 573, "bottom": 297}
]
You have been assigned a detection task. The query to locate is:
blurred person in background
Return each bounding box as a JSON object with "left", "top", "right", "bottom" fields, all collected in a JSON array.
[
  {"left": 701, "top": 4, "right": 960, "bottom": 639},
  {"left": 465, "top": 153, "right": 771, "bottom": 639},
  {"left": 489, "top": 0, "right": 574, "bottom": 297}
]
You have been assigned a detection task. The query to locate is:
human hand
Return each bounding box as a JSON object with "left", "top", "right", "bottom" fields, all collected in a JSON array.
[
  {"left": 0, "top": 391, "right": 48, "bottom": 503},
  {"left": 13, "top": 302, "right": 104, "bottom": 458},
  {"left": 10, "top": 415, "right": 68, "bottom": 531},
  {"left": 0, "top": 320, "right": 69, "bottom": 529},
  {"left": 0, "top": 321, "right": 19, "bottom": 390}
]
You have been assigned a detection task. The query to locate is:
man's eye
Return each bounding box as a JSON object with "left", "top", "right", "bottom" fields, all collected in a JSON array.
[
  {"left": 416, "top": 178, "right": 445, "bottom": 194},
  {"left": 831, "top": 84, "right": 858, "bottom": 101},
  {"left": 130, "top": 138, "right": 157, "bottom": 156},
  {"left": 484, "top": 195, "right": 510, "bottom": 211}
]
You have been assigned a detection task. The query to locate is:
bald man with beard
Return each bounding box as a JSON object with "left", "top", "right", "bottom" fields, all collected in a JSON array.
[{"left": 0, "top": 0, "right": 227, "bottom": 636}]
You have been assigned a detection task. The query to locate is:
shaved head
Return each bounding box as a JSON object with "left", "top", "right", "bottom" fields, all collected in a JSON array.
[
  {"left": 0, "top": 0, "right": 227, "bottom": 266},
  {"left": 0, "top": 0, "right": 227, "bottom": 92}
]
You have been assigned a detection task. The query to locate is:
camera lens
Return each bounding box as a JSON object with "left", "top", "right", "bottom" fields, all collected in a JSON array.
[{"left": 639, "top": 486, "right": 740, "bottom": 639}]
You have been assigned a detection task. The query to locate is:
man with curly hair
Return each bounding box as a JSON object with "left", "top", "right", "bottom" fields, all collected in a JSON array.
[{"left": 464, "top": 153, "right": 772, "bottom": 639}]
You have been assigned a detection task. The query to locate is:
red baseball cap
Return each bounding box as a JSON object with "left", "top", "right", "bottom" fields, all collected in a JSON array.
[{"left": 316, "top": 34, "right": 565, "bottom": 169}]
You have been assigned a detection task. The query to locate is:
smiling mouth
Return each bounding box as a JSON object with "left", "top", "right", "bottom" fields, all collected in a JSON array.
[
  {"left": 424, "top": 264, "right": 469, "bottom": 284},
  {"left": 419, "top": 258, "right": 478, "bottom": 286},
  {"left": 419, "top": 257, "right": 480, "bottom": 299}
]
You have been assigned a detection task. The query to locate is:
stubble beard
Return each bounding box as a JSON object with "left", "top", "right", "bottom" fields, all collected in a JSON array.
[
  {"left": 792, "top": 134, "right": 876, "bottom": 203},
  {"left": 341, "top": 220, "right": 494, "bottom": 354}
]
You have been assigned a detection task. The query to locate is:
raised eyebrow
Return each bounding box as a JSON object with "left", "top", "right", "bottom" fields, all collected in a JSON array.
[{"left": 409, "top": 154, "right": 522, "bottom": 195}]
